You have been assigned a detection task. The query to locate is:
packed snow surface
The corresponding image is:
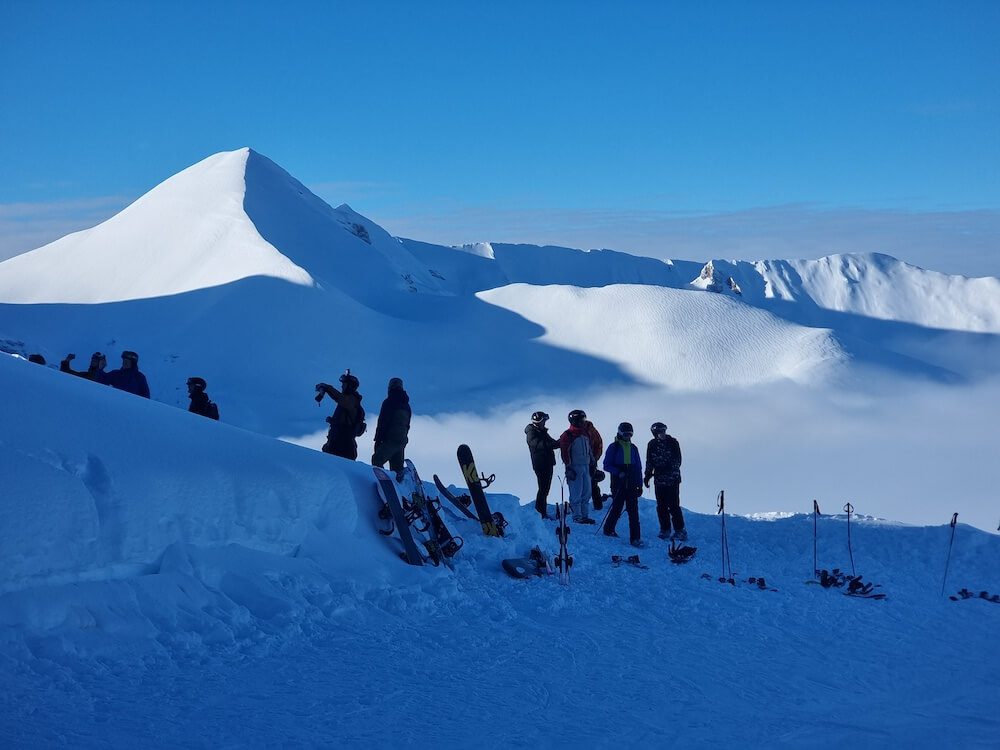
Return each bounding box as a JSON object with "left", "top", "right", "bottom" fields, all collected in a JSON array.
[{"left": 0, "top": 353, "right": 997, "bottom": 747}]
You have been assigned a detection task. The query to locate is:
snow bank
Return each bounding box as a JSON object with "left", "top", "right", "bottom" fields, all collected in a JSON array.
[{"left": 0, "top": 352, "right": 387, "bottom": 594}]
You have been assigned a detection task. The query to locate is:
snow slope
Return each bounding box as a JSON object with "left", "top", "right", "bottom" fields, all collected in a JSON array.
[{"left": 1, "top": 352, "right": 998, "bottom": 748}]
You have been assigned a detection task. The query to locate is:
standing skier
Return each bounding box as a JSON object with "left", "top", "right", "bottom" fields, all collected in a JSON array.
[
  {"left": 316, "top": 372, "right": 365, "bottom": 460},
  {"left": 107, "top": 350, "right": 150, "bottom": 398},
  {"left": 559, "top": 409, "right": 598, "bottom": 524},
  {"left": 372, "top": 377, "right": 411, "bottom": 479},
  {"left": 525, "top": 411, "right": 559, "bottom": 519},
  {"left": 186, "top": 377, "right": 220, "bottom": 420},
  {"left": 602, "top": 422, "right": 644, "bottom": 546},
  {"left": 644, "top": 421, "right": 687, "bottom": 540},
  {"left": 60, "top": 351, "right": 109, "bottom": 384}
]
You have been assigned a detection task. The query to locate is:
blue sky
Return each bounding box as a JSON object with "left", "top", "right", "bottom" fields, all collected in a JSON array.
[{"left": 1, "top": 1, "right": 998, "bottom": 274}]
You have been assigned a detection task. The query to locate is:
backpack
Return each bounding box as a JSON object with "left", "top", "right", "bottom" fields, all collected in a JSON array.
[
  {"left": 207, "top": 400, "right": 220, "bottom": 421},
  {"left": 354, "top": 404, "right": 367, "bottom": 437}
]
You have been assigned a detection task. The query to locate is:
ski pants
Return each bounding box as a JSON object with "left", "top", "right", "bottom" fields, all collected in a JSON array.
[
  {"left": 654, "top": 482, "right": 685, "bottom": 534},
  {"left": 323, "top": 433, "right": 358, "bottom": 461},
  {"left": 604, "top": 480, "right": 641, "bottom": 542},
  {"left": 533, "top": 463, "right": 554, "bottom": 517},
  {"left": 592, "top": 475, "right": 604, "bottom": 510},
  {"left": 372, "top": 440, "right": 406, "bottom": 473},
  {"left": 567, "top": 463, "right": 591, "bottom": 520}
]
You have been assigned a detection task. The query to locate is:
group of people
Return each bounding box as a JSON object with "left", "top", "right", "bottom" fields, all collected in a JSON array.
[
  {"left": 315, "top": 372, "right": 412, "bottom": 481},
  {"left": 525, "top": 410, "right": 686, "bottom": 547},
  {"left": 27, "top": 349, "right": 218, "bottom": 420}
]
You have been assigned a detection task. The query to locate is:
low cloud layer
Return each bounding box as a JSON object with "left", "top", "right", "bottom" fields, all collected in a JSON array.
[{"left": 0, "top": 196, "right": 132, "bottom": 262}]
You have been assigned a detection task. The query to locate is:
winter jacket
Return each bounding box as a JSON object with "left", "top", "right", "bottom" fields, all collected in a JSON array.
[
  {"left": 584, "top": 421, "right": 603, "bottom": 464},
  {"left": 189, "top": 391, "right": 219, "bottom": 420},
  {"left": 644, "top": 435, "right": 682, "bottom": 486},
  {"left": 320, "top": 384, "right": 364, "bottom": 441},
  {"left": 107, "top": 367, "right": 150, "bottom": 398},
  {"left": 559, "top": 426, "right": 594, "bottom": 467},
  {"left": 60, "top": 359, "right": 109, "bottom": 385},
  {"left": 603, "top": 439, "right": 644, "bottom": 488},
  {"left": 525, "top": 423, "right": 559, "bottom": 469},
  {"left": 374, "top": 389, "right": 411, "bottom": 446}
]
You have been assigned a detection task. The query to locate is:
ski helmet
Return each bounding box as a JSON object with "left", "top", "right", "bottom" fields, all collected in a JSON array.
[
  {"left": 121, "top": 350, "right": 138, "bottom": 364},
  {"left": 617, "top": 422, "right": 634, "bottom": 438},
  {"left": 90, "top": 352, "right": 106, "bottom": 368},
  {"left": 531, "top": 411, "right": 549, "bottom": 425},
  {"left": 187, "top": 377, "right": 207, "bottom": 391},
  {"left": 651, "top": 421, "right": 667, "bottom": 435},
  {"left": 568, "top": 409, "right": 587, "bottom": 426},
  {"left": 340, "top": 372, "right": 360, "bottom": 391},
  {"left": 388, "top": 377, "right": 404, "bottom": 391}
]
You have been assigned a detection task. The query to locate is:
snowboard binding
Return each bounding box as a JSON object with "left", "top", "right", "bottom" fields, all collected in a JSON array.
[{"left": 668, "top": 540, "right": 697, "bottom": 564}]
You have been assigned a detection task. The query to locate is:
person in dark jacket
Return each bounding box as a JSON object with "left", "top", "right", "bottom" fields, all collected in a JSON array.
[
  {"left": 107, "top": 350, "right": 150, "bottom": 398},
  {"left": 372, "top": 377, "right": 411, "bottom": 478},
  {"left": 60, "top": 352, "right": 109, "bottom": 384},
  {"left": 602, "top": 422, "right": 644, "bottom": 546},
  {"left": 187, "top": 377, "right": 219, "bottom": 420},
  {"left": 317, "top": 371, "right": 364, "bottom": 460},
  {"left": 644, "top": 421, "right": 686, "bottom": 541},
  {"left": 525, "top": 411, "right": 559, "bottom": 519}
]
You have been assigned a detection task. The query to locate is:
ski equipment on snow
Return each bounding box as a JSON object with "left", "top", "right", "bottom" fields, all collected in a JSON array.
[
  {"left": 402, "top": 460, "right": 463, "bottom": 565},
  {"left": 668, "top": 540, "right": 698, "bottom": 564},
  {"left": 554, "top": 481, "right": 573, "bottom": 585},
  {"left": 457, "top": 444, "right": 506, "bottom": 537},
  {"left": 432, "top": 473, "right": 478, "bottom": 521},
  {"left": 717, "top": 490, "right": 734, "bottom": 584},
  {"left": 812, "top": 499, "right": 821, "bottom": 578},
  {"left": 611, "top": 554, "right": 648, "bottom": 569},
  {"left": 941, "top": 512, "right": 959, "bottom": 596},
  {"left": 844, "top": 502, "right": 856, "bottom": 576},
  {"left": 373, "top": 466, "right": 424, "bottom": 566}
]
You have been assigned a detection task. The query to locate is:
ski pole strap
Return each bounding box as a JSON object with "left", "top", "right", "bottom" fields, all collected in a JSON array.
[
  {"left": 844, "top": 502, "right": 853, "bottom": 515},
  {"left": 717, "top": 490, "right": 725, "bottom": 514},
  {"left": 950, "top": 512, "right": 958, "bottom": 527},
  {"left": 813, "top": 500, "right": 820, "bottom": 515}
]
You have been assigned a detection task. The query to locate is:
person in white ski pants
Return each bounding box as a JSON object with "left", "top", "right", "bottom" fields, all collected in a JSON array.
[{"left": 559, "top": 410, "right": 598, "bottom": 524}]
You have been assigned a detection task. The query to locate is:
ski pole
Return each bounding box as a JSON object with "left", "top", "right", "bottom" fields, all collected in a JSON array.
[
  {"left": 813, "top": 500, "right": 820, "bottom": 578},
  {"left": 941, "top": 512, "right": 959, "bottom": 596},
  {"left": 717, "top": 490, "right": 732, "bottom": 581},
  {"left": 844, "top": 502, "right": 855, "bottom": 576},
  {"left": 595, "top": 477, "right": 620, "bottom": 535}
]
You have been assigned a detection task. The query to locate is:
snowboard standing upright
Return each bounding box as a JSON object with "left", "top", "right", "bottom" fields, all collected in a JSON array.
[
  {"left": 403, "top": 459, "right": 464, "bottom": 564},
  {"left": 457, "top": 444, "right": 505, "bottom": 537},
  {"left": 373, "top": 466, "right": 424, "bottom": 566}
]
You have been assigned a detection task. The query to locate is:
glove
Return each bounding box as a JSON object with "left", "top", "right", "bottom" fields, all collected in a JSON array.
[
  {"left": 566, "top": 467, "right": 577, "bottom": 481},
  {"left": 644, "top": 476, "right": 651, "bottom": 488},
  {"left": 593, "top": 469, "right": 606, "bottom": 483}
]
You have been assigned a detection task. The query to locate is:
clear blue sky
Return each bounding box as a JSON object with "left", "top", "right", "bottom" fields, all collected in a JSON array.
[{"left": 2, "top": 1, "right": 998, "bottom": 274}]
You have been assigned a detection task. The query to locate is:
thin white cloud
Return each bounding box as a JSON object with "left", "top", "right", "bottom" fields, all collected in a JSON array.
[
  {"left": 377, "top": 204, "right": 1000, "bottom": 279},
  {"left": 0, "top": 195, "right": 132, "bottom": 261}
]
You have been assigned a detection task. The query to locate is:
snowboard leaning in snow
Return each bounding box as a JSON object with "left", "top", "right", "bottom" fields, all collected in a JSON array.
[
  {"left": 432, "top": 473, "right": 478, "bottom": 521},
  {"left": 457, "top": 444, "right": 505, "bottom": 537},
  {"left": 402, "top": 459, "right": 463, "bottom": 565},
  {"left": 373, "top": 466, "right": 424, "bottom": 566}
]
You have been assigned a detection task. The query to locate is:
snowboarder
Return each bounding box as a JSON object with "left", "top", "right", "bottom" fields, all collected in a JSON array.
[
  {"left": 107, "top": 350, "right": 150, "bottom": 398},
  {"left": 372, "top": 376, "right": 411, "bottom": 478},
  {"left": 644, "top": 421, "right": 687, "bottom": 541},
  {"left": 316, "top": 372, "right": 365, "bottom": 460},
  {"left": 60, "top": 352, "right": 109, "bottom": 384},
  {"left": 559, "top": 409, "right": 598, "bottom": 524},
  {"left": 186, "top": 377, "right": 219, "bottom": 420},
  {"left": 602, "top": 422, "right": 644, "bottom": 546},
  {"left": 525, "top": 410, "right": 559, "bottom": 519}
]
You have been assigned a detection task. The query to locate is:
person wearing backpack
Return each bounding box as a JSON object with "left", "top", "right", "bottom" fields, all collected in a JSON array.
[
  {"left": 558, "top": 409, "right": 599, "bottom": 524},
  {"left": 186, "top": 377, "right": 220, "bottom": 420},
  {"left": 316, "top": 371, "right": 365, "bottom": 460},
  {"left": 372, "top": 377, "right": 411, "bottom": 479}
]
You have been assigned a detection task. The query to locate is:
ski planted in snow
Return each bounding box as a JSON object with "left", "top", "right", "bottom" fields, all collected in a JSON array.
[
  {"left": 457, "top": 444, "right": 506, "bottom": 537},
  {"left": 373, "top": 466, "right": 424, "bottom": 566},
  {"left": 554, "top": 500, "right": 573, "bottom": 585},
  {"left": 432, "top": 473, "right": 478, "bottom": 521}
]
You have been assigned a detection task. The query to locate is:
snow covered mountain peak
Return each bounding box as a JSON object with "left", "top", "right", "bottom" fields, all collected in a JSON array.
[{"left": 0, "top": 148, "right": 441, "bottom": 305}]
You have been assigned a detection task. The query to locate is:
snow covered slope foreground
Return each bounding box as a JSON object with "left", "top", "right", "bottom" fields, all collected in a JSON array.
[{"left": 1, "top": 354, "right": 998, "bottom": 747}]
